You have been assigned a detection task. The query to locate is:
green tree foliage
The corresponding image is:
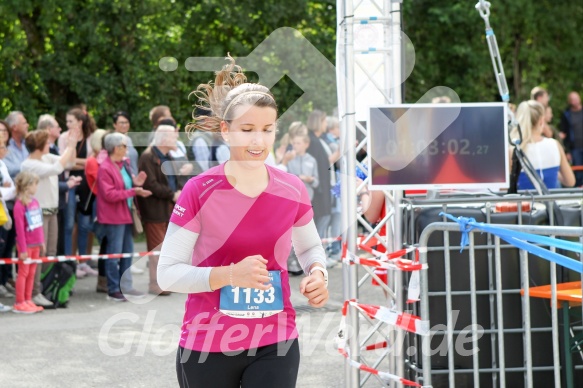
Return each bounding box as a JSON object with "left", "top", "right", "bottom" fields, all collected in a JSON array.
[
  {"left": 1, "top": 0, "right": 581, "bottom": 134},
  {"left": 0, "top": 0, "right": 336, "bottom": 132},
  {"left": 403, "top": 0, "right": 583, "bottom": 116}
]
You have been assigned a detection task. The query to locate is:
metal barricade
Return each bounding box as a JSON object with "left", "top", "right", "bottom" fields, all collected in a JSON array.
[{"left": 413, "top": 220, "right": 583, "bottom": 388}]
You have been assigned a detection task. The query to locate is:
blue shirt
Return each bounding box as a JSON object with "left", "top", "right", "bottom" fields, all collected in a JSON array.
[{"left": 4, "top": 138, "right": 30, "bottom": 179}]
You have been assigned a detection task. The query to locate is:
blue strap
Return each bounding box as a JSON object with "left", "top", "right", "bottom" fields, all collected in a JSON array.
[{"left": 439, "top": 212, "right": 583, "bottom": 274}]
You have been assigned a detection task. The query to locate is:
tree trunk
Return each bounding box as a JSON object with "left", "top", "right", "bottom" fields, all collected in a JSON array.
[{"left": 512, "top": 34, "right": 522, "bottom": 99}]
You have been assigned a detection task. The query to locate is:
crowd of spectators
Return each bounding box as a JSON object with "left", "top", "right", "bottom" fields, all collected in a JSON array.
[{"left": 0, "top": 88, "right": 581, "bottom": 312}]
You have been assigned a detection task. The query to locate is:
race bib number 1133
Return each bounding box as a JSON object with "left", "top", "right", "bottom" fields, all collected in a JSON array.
[{"left": 219, "top": 270, "right": 284, "bottom": 319}]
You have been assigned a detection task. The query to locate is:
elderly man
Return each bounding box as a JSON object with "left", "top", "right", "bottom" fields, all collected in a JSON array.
[
  {"left": 137, "top": 125, "right": 191, "bottom": 295},
  {"left": 4, "top": 111, "right": 30, "bottom": 179}
]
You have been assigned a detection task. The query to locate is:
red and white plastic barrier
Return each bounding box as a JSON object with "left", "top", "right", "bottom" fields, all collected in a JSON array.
[
  {"left": 337, "top": 300, "right": 430, "bottom": 387},
  {"left": 346, "top": 248, "right": 426, "bottom": 272},
  {"left": 0, "top": 251, "right": 161, "bottom": 266},
  {"left": 344, "top": 300, "right": 429, "bottom": 336},
  {"left": 343, "top": 246, "right": 426, "bottom": 303}
]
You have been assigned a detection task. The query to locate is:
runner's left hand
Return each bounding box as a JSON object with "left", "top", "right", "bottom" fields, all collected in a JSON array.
[{"left": 300, "top": 273, "right": 329, "bottom": 308}]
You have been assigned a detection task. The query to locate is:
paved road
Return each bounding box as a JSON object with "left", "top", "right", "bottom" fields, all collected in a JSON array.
[{"left": 0, "top": 243, "right": 392, "bottom": 387}]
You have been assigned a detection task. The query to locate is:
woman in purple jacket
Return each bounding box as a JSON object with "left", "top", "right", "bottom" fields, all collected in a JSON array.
[{"left": 97, "top": 133, "right": 151, "bottom": 301}]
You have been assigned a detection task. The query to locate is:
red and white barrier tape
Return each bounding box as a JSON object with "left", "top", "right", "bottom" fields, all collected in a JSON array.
[
  {"left": 345, "top": 300, "right": 429, "bottom": 336},
  {"left": 344, "top": 246, "right": 426, "bottom": 303},
  {"left": 0, "top": 251, "right": 161, "bottom": 266},
  {"left": 362, "top": 341, "right": 388, "bottom": 351},
  {"left": 337, "top": 301, "right": 430, "bottom": 387},
  {"left": 347, "top": 249, "right": 426, "bottom": 272}
]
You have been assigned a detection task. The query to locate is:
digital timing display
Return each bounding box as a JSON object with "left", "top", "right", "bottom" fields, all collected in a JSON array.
[{"left": 368, "top": 103, "right": 509, "bottom": 190}]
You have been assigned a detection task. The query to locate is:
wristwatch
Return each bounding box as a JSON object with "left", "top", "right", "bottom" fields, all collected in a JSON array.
[{"left": 309, "top": 266, "right": 328, "bottom": 288}]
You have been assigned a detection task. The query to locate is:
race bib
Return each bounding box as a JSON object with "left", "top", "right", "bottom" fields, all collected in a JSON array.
[
  {"left": 219, "top": 270, "right": 284, "bottom": 319},
  {"left": 25, "top": 207, "right": 43, "bottom": 232}
]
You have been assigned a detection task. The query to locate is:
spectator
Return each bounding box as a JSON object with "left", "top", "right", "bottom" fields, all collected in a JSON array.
[
  {"left": 155, "top": 118, "right": 196, "bottom": 177},
  {"left": 511, "top": 100, "right": 575, "bottom": 189},
  {"left": 559, "top": 91, "right": 583, "bottom": 186},
  {"left": 0, "top": 135, "right": 14, "bottom": 201},
  {"left": 324, "top": 116, "right": 342, "bottom": 260},
  {"left": 306, "top": 110, "right": 333, "bottom": 248},
  {"left": 188, "top": 114, "right": 213, "bottom": 173},
  {"left": 4, "top": 111, "right": 30, "bottom": 179},
  {"left": 97, "top": 133, "right": 151, "bottom": 301},
  {"left": 274, "top": 134, "right": 292, "bottom": 166},
  {"left": 274, "top": 121, "right": 308, "bottom": 168},
  {"left": 21, "top": 129, "right": 80, "bottom": 307},
  {"left": 530, "top": 86, "right": 550, "bottom": 107},
  {"left": 542, "top": 106, "right": 564, "bottom": 146},
  {"left": 12, "top": 171, "right": 44, "bottom": 314},
  {"left": 147, "top": 106, "right": 173, "bottom": 150},
  {"left": 0, "top": 135, "right": 16, "bottom": 299},
  {"left": 361, "top": 188, "right": 391, "bottom": 290},
  {"left": 85, "top": 129, "right": 110, "bottom": 292},
  {"left": 149, "top": 105, "right": 172, "bottom": 129},
  {"left": 0, "top": 119, "right": 9, "bottom": 143},
  {"left": 112, "top": 111, "right": 138, "bottom": 175},
  {"left": 2, "top": 111, "right": 30, "bottom": 295},
  {"left": 209, "top": 132, "right": 230, "bottom": 168},
  {"left": 59, "top": 108, "right": 94, "bottom": 259},
  {"left": 137, "top": 125, "right": 188, "bottom": 296},
  {"left": 287, "top": 134, "right": 319, "bottom": 200},
  {"left": 39, "top": 115, "right": 82, "bottom": 258}
]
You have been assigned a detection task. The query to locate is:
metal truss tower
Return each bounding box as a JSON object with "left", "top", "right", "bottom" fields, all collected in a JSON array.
[{"left": 337, "top": 0, "right": 407, "bottom": 386}]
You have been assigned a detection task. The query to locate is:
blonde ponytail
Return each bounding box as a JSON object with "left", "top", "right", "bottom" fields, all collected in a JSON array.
[
  {"left": 512, "top": 100, "right": 544, "bottom": 147},
  {"left": 185, "top": 54, "right": 277, "bottom": 138}
]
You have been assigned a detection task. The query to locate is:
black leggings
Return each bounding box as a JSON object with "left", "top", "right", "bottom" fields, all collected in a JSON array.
[{"left": 176, "top": 339, "right": 300, "bottom": 388}]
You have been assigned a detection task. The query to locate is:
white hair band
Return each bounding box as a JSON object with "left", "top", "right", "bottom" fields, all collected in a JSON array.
[{"left": 222, "top": 91, "right": 275, "bottom": 120}]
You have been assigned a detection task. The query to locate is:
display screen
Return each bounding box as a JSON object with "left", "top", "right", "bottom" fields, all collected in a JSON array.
[{"left": 368, "top": 103, "right": 509, "bottom": 190}]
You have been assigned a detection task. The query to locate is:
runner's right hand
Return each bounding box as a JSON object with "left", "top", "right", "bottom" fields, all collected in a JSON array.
[{"left": 232, "top": 255, "right": 272, "bottom": 290}]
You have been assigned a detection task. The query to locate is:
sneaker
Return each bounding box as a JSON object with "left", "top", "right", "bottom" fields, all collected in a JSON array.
[
  {"left": 26, "top": 300, "right": 44, "bottom": 313},
  {"left": 0, "top": 303, "right": 12, "bottom": 313},
  {"left": 4, "top": 281, "right": 15, "bottom": 293},
  {"left": 78, "top": 263, "right": 98, "bottom": 276},
  {"left": 107, "top": 292, "right": 127, "bottom": 302},
  {"left": 123, "top": 289, "right": 146, "bottom": 298},
  {"left": 12, "top": 302, "right": 37, "bottom": 314},
  {"left": 32, "top": 293, "right": 54, "bottom": 307},
  {"left": 130, "top": 266, "right": 144, "bottom": 274},
  {"left": 0, "top": 285, "right": 14, "bottom": 298},
  {"left": 76, "top": 267, "right": 87, "bottom": 278}
]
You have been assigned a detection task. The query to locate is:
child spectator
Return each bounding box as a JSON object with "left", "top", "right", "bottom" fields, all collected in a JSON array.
[
  {"left": 12, "top": 171, "right": 44, "bottom": 314},
  {"left": 287, "top": 134, "right": 319, "bottom": 200}
]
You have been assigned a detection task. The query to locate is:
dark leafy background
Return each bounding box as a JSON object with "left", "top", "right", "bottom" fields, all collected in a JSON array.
[{"left": 1, "top": 0, "right": 581, "bottom": 135}]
